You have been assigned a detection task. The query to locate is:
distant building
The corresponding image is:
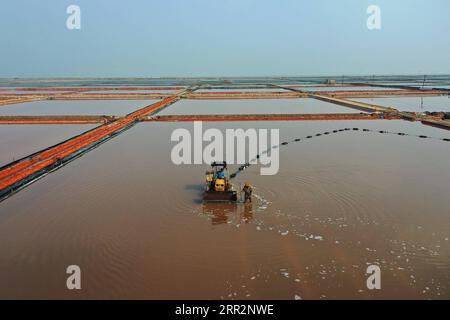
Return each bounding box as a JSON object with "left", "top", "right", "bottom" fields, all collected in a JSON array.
[{"left": 325, "top": 79, "right": 336, "bottom": 85}]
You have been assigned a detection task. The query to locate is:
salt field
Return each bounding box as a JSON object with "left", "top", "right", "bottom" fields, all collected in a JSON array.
[
  {"left": 0, "top": 90, "right": 77, "bottom": 94},
  {"left": 353, "top": 96, "right": 450, "bottom": 112},
  {"left": 196, "top": 88, "right": 289, "bottom": 93},
  {"left": 1, "top": 0, "right": 450, "bottom": 307},
  {"left": 85, "top": 90, "right": 181, "bottom": 94},
  {"left": 0, "top": 120, "right": 449, "bottom": 299},
  {"left": 0, "top": 77, "right": 449, "bottom": 300},
  {"left": 0, "top": 125, "right": 96, "bottom": 167},
  {"left": 157, "top": 99, "right": 359, "bottom": 115},
  {"left": 300, "top": 86, "right": 403, "bottom": 92},
  {"left": 0, "top": 100, "right": 161, "bottom": 116}
]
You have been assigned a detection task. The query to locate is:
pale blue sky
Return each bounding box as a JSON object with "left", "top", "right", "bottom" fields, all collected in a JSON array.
[{"left": 0, "top": 0, "right": 449, "bottom": 77}]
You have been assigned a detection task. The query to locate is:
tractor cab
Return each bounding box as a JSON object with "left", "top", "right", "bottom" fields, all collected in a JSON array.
[{"left": 203, "top": 161, "right": 237, "bottom": 202}]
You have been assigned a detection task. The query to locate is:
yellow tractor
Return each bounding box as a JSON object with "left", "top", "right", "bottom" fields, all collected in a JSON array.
[{"left": 203, "top": 161, "right": 237, "bottom": 202}]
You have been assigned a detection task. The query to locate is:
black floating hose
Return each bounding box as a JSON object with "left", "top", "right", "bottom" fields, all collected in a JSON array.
[{"left": 228, "top": 127, "right": 450, "bottom": 180}]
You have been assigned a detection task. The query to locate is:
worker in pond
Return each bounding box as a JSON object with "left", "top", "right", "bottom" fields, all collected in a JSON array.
[
  {"left": 215, "top": 168, "right": 225, "bottom": 179},
  {"left": 241, "top": 182, "right": 253, "bottom": 203}
]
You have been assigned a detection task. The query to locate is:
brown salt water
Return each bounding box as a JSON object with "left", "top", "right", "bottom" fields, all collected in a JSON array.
[
  {"left": 0, "top": 100, "right": 161, "bottom": 116},
  {"left": 0, "top": 119, "right": 449, "bottom": 299},
  {"left": 157, "top": 99, "right": 359, "bottom": 115},
  {"left": 0, "top": 125, "right": 96, "bottom": 167}
]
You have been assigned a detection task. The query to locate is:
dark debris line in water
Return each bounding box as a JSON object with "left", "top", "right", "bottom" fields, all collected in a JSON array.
[{"left": 229, "top": 127, "right": 450, "bottom": 179}]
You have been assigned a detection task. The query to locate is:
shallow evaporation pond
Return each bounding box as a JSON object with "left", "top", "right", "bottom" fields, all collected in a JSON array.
[
  {"left": 195, "top": 88, "right": 290, "bottom": 93},
  {"left": 353, "top": 96, "right": 450, "bottom": 112},
  {"left": 157, "top": 99, "right": 360, "bottom": 115},
  {"left": 85, "top": 90, "right": 180, "bottom": 94},
  {"left": 0, "top": 124, "right": 96, "bottom": 167},
  {"left": 431, "top": 86, "right": 450, "bottom": 90},
  {"left": 0, "top": 90, "right": 78, "bottom": 94},
  {"left": 300, "top": 86, "right": 397, "bottom": 92},
  {"left": 0, "top": 120, "right": 449, "bottom": 299},
  {"left": 0, "top": 99, "right": 161, "bottom": 116}
]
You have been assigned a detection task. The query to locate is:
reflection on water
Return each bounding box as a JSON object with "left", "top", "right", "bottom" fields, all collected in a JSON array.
[{"left": 202, "top": 203, "right": 253, "bottom": 225}]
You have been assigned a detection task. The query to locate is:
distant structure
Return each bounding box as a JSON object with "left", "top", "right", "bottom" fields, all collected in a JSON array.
[{"left": 325, "top": 79, "right": 336, "bottom": 85}]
